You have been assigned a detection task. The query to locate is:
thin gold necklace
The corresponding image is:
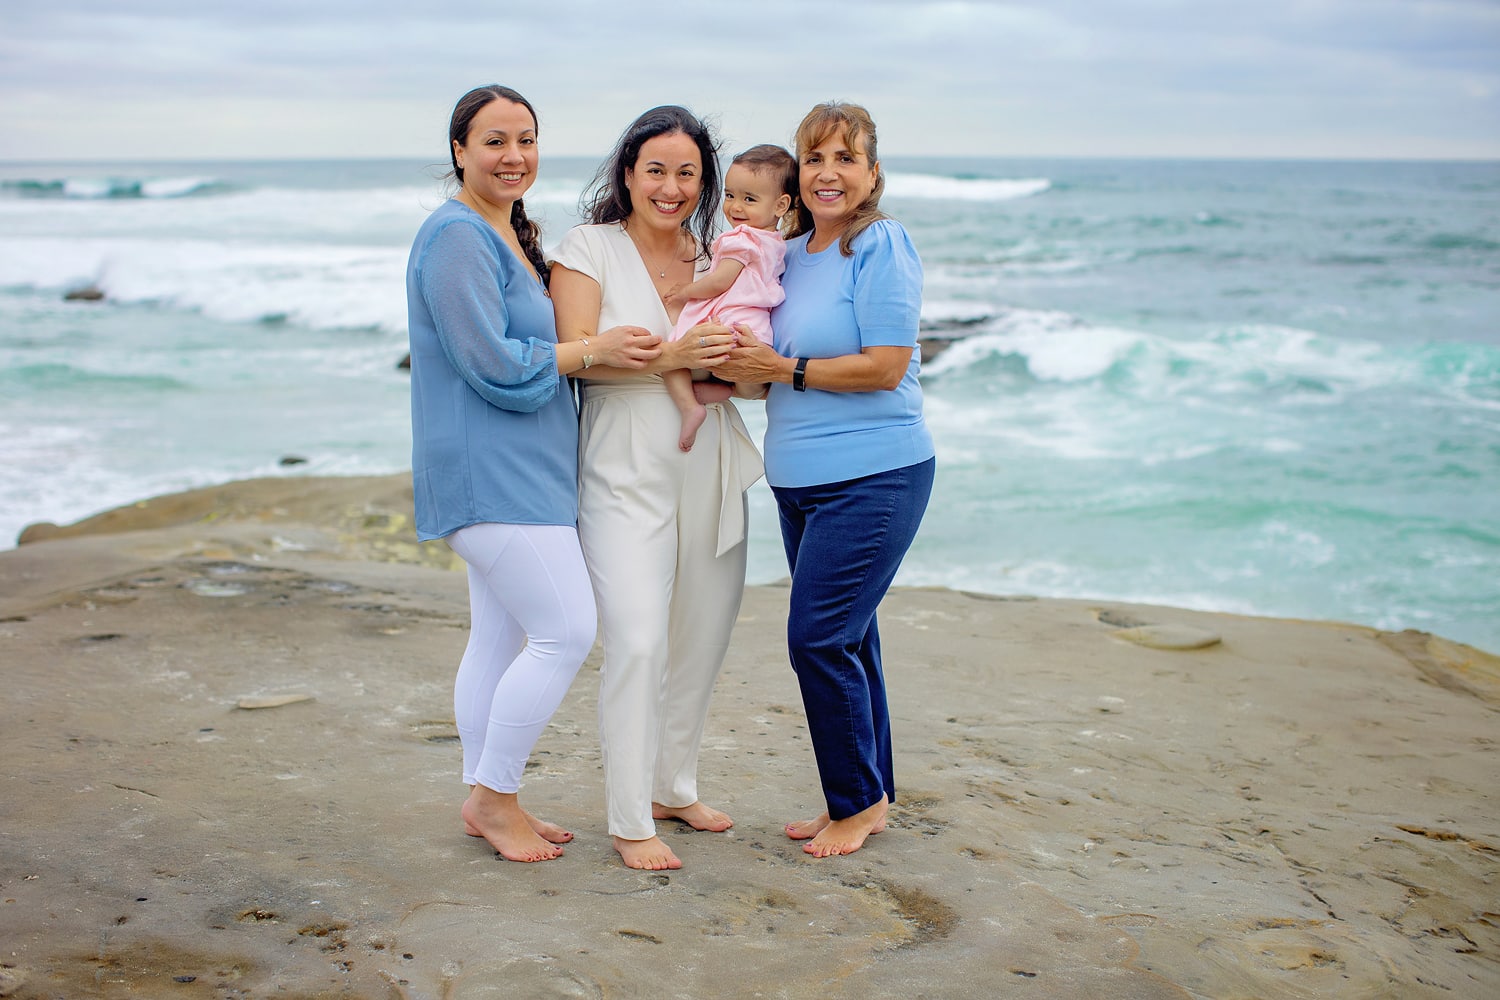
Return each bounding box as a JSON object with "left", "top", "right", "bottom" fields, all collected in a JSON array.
[{"left": 627, "top": 225, "right": 681, "bottom": 279}]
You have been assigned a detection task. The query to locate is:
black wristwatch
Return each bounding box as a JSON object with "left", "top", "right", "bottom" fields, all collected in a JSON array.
[{"left": 792, "top": 357, "right": 809, "bottom": 392}]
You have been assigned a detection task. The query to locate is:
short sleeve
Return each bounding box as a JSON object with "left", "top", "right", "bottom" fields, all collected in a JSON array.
[
  {"left": 713, "top": 226, "right": 762, "bottom": 267},
  {"left": 852, "top": 220, "right": 923, "bottom": 348},
  {"left": 416, "top": 218, "right": 559, "bottom": 412},
  {"left": 550, "top": 226, "right": 604, "bottom": 283},
  {"left": 714, "top": 225, "right": 787, "bottom": 283}
]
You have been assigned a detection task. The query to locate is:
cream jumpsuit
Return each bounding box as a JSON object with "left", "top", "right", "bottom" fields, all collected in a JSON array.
[{"left": 552, "top": 223, "right": 764, "bottom": 841}]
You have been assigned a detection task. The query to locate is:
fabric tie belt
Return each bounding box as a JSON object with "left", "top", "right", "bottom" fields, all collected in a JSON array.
[{"left": 580, "top": 381, "right": 765, "bottom": 556}]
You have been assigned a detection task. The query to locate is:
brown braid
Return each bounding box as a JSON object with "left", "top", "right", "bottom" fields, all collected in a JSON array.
[
  {"left": 510, "top": 199, "right": 550, "bottom": 287},
  {"left": 448, "top": 85, "right": 551, "bottom": 287}
]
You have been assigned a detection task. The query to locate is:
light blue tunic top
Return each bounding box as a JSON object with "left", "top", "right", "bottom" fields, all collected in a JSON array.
[
  {"left": 764, "top": 219, "right": 934, "bottom": 488},
  {"left": 406, "top": 199, "right": 577, "bottom": 540}
]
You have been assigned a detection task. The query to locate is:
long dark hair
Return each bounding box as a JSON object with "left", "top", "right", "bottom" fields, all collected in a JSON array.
[
  {"left": 791, "top": 101, "right": 888, "bottom": 256},
  {"left": 448, "top": 85, "right": 550, "bottom": 285},
  {"left": 580, "top": 105, "right": 722, "bottom": 264}
]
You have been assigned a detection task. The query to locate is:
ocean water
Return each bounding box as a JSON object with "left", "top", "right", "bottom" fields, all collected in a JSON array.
[{"left": 2, "top": 156, "right": 1497, "bottom": 653}]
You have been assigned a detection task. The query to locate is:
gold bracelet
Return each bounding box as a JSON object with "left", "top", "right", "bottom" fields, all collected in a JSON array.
[{"left": 580, "top": 338, "right": 593, "bottom": 370}]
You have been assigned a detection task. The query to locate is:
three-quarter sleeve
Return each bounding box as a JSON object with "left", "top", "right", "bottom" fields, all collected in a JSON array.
[{"left": 415, "top": 218, "right": 559, "bottom": 413}]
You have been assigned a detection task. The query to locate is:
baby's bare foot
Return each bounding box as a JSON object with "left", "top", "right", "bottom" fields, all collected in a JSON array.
[
  {"left": 678, "top": 404, "right": 707, "bottom": 452},
  {"left": 653, "top": 800, "right": 733, "bottom": 832}
]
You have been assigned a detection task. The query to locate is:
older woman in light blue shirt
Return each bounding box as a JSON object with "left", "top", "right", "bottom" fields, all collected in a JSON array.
[
  {"left": 717, "top": 101, "right": 934, "bottom": 859},
  {"left": 407, "top": 85, "right": 658, "bottom": 863}
]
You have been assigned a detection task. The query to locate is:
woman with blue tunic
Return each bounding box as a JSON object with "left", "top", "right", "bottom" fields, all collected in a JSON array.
[
  {"left": 406, "top": 85, "right": 660, "bottom": 862},
  {"left": 717, "top": 102, "right": 935, "bottom": 858}
]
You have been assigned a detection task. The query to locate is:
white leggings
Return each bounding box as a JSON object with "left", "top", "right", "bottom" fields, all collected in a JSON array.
[{"left": 448, "top": 522, "right": 596, "bottom": 794}]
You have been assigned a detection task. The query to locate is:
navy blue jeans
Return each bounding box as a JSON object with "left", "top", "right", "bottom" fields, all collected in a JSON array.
[{"left": 772, "top": 457, "right": 935, "bottom": 820}]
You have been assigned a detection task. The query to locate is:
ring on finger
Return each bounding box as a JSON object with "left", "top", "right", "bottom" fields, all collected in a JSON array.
[{"left": 699, "top": 337, "right": 706, "bottom": 347}]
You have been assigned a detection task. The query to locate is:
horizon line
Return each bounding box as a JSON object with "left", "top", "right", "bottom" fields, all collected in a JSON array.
[{"left": 2, "top": 152, "right": 1499, "bottom": 167}]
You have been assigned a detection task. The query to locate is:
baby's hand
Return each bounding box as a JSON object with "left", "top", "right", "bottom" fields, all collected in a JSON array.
[{"left": 662, "top": 282, "right": 689, "bottom": 307}]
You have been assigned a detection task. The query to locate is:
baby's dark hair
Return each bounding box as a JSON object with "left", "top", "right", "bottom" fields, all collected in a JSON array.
[{"left": 731, "top": 144, "right": 799, "bottom": 234}]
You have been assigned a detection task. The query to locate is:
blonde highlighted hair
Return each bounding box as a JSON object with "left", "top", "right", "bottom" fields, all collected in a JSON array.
[{"left": 790, "top": 101, "right": 887, "bottom": 255}]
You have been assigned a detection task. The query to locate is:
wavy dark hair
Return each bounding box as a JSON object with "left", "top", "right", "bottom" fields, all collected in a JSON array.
[
  {"left": 791, "top": 101, "right": 888, "bottom": 256},
  {"left": 448, "top": 84, "right": 550, "bottom": 285},
  {"left": 731, "top": 143, "right": 800, "bottom": 236},
  {"left": 579, "top": 105, "right": 722, "bottom": 265}
]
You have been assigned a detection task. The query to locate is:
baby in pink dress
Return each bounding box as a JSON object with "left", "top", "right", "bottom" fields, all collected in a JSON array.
[{"left": 664, "top": 145, "right": 798, "bottom": 451}]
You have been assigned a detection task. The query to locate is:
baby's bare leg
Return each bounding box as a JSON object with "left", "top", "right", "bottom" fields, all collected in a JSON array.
[{"left": 664, "top": 368, "right": 707, "bottom": 452}]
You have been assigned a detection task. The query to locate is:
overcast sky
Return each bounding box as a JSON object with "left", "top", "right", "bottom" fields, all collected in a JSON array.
[{"left": 3, "top": 1, "right": 1497, "bottom": 162}]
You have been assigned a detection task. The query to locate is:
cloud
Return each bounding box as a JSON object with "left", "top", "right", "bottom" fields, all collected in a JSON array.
[{"left": 1, "top": 0, "right": 1496, "bottom": 160}]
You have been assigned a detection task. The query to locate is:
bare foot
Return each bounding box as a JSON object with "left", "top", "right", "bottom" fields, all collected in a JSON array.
[
  {"left": 784, "top": 810, "right": 886, "bottom": 841},
  {"left": 797, "top": 797, "right": 889, "bottom": 858},
  {"left": 678, "top": 403, "right": 707, "bottom": 452},
  {"left": 653, "top": 800, "right": 733, "bottom": 832},
  {"left": 465, "top": 807, "right": 573, "bottom": 844},
  {"left": 613, "top": 835, "right": 682, "bottom": 871},
  {"left": 522, "top": 809, "right": 574, "bottom": 844},
  {"left": 461, "top": 787, "right": 565, "bottom": 863}
]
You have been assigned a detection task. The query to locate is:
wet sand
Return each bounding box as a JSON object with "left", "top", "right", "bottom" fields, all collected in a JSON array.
[{"left": 1, "top": 475, "right": 1496, "bottom": 999}]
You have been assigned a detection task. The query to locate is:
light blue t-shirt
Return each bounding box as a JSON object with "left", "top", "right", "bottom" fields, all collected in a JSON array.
[
  {"left": 406, "top": 199, "right": 578, "bottom": 540},
  {"left": 764, "top": 219, "right": 934, "bottom": 488}
]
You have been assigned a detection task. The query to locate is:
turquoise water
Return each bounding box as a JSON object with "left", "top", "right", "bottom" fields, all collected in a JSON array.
[{"left": 1, "top": 157, "right": 1496, "bottom": 652}]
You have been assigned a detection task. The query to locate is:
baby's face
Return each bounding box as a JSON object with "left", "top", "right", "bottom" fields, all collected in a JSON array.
[{"left": 722, "top": 163, "right": 789, "bottom": 231}]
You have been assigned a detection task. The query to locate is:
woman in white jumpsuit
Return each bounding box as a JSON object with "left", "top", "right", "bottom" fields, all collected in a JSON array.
[{"left": 551, "top": 105, "right": 763, "bottom": 871}]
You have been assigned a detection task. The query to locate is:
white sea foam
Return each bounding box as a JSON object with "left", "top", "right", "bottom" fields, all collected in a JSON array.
[
  {"left": 0, "top": 184, "right": 437, "bottom": 243},
  {"left": 40, "top": 175, "right": 222, "bottom": 199},
  {"left": 919, "top": 304, "right": 1466, "bottom": 409},
  {"left": 1211, "top": 324, "right": 1406, "bottom": 392},
  {"left": 0, "top": 236, "right": 409, "bottom": 334},
  {"left": 923, "top": 307, "right": 1141, "bottom": 383},
  {"left": 61, "top": 178, "right": 116, "bottom": 199},
  {"left": 920, "top": 298, "right": 996, "bottom": 329},
  {"left": 139, "top": 176, "right": 219, "bottom": 199},
  {"left": 0, "top": 177, "right": 596, "bottom": 336},
  {"left": 1255, "top": 521, "right": 1337, "bottom": 568},
  {"left": 885, "top": 174, "right": 1050, "bottom": 202}
]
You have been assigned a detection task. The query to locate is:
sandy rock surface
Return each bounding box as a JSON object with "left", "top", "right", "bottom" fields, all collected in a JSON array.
[{"left": 1, "top": 476, "right": 1495, "bottom": 999}]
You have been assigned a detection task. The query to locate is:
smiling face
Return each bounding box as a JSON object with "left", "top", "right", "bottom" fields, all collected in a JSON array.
[
  {"left": 799, "top": 127, "right": 878, "bottom": 239},
  {"left": 452, "top": 98, "right": 538, "bottom": 209},
  {"left": 722, "top": 163, "right": 793, "bottom": 232},
  {"left": 624, "top": 131, "right": 703, "bottom": 235}
]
